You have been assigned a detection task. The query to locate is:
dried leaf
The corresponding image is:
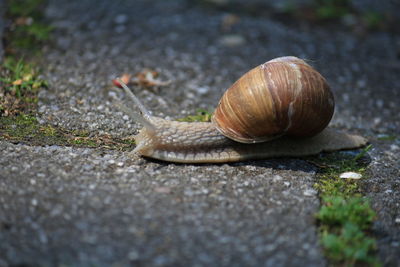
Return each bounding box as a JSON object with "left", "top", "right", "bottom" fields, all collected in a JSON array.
[
  {"left": 12, "top": 79, "right": 23, "bottom": 85},
  {"left": 132, "top": 69, "right": 171, "bottom": 87}
]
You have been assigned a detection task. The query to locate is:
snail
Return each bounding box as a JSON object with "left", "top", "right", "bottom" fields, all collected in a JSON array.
[{"left": 115, "top": 56, "right": 367, "bottom": 163}]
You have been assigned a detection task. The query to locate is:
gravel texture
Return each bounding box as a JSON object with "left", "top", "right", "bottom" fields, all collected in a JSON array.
[
  {"left": 1, "top": 0, "right": 400, "bottom": 266},
  {"left": 363, "top": 140, "right": 400, "bottom": 266},
  {"left": 0, "top": 142, "right": 323, "bottom": 266}
]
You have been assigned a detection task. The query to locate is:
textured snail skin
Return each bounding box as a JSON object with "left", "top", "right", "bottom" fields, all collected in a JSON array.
[
  {"left": 212, "top": 56, "right": 335, "bottom": 143},
  {"left": 133, "top": 117, "right": 367, "bottom": 163}
]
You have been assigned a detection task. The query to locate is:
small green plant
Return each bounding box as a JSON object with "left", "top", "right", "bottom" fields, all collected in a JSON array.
[
  {"left": 0, "top": 57, "right": 47, "bottom": 115},
  {"left": 321, "top": 222, "right": 378, "bottom": 265},
  {"left": 317, "top": 196, "right": 375, "bottom": 230},
  {"left": 177, "top": 109, "right": 212, "bottom": 122},
  {"left": 311, "top": 145, "right": 380, "bottom": 266},
  {"left": 0, "top": 57, "right": 47, "bottom": 97}
]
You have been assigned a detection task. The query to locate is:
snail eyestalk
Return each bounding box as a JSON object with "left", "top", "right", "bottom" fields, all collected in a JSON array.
[
  {"left": 117, "top": 78, "right": 151, "bottom": 118},
  {"left": 114, "top": 78, "right": 156, "bottom": 133}
]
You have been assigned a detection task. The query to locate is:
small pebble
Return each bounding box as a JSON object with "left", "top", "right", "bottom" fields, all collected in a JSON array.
[
  {"left": 154, "top": 187, "right": 171, "bottom": 194},
  {"left": 128, "top": 250, "right": 139, "bottom": 260},
  {"left": 339, "top": 172, "right": 362, "bottom": 179},
  {"left": 303, "top": 189, "right": 317, "bottom": 197},
  {"left": 273, "top": 175, "right": 282, "bottom": 182},
  {"left": 108, "top": 91, "right": 117, "bottom": 98},
  {"left": 114, "top": 14, "right": 128, "bottom": 24},
  {"left": 31, "top": 199, "right": 38, "bottom": 206},
  {"left": 219, "top": 34, "right": 246, "bottom": 47},
  {"left": 196, "top": 86, "right": 209, "bottom": 95},
  {"left": 395, "top": 217, "right": 400, "bottom": 224}
]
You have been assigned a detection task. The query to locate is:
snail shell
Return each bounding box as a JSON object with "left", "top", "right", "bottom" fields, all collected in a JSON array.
[{"left": 212, "top": 56, "right": 335, "bottom": 143}]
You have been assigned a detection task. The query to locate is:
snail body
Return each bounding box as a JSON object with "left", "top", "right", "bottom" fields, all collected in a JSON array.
[{"left": 117, "top": 56, "right": 366, "bottom": 163}]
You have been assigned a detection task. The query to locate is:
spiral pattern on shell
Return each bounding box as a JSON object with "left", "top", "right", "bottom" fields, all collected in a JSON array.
[{"left": 212, "top": 56, "right": 335, "bottom": 143}]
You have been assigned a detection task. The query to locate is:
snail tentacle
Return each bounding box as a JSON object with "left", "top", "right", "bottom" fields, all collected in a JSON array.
[
  {"left": 115, "top": 80, "right": 156, "bottom": 133},
  {"left": 118, "top": 79, "right": 151, "bottom": 117}
]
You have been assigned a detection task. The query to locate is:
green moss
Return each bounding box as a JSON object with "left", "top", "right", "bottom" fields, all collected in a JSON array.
[
  {"left": 376, "top": 134, "right": 397, "bottom": 141},
  {"left": 9, "top": 0, "right": 47, "bottom": 17},
  {"left": 309, "top": 145, "right": 380, "bottom": 265},
  {"left": 10, "top": 23, "right": 53, "bottom": 49},
  {"left": 70, "top": 138, "right": 98, "bottom": 147},
  {"left": 0, "top": 114, "right": 68, "bottom": 145},
  {"left": 279, "top": 0, "right": 389, "bottom": 33},
  {"left": 362, "top": 11, "right": 386, "bottom": 30},
  {"left": 311, "top": 145, "right": 371, "bottom": 196},
  {"left": 71, "top": 129, "right": 90, "bottom": 137},
  {"left": 0, "top": 114, "right": 39, "bottom": 137},
  {"left": 0, "top": 114, "right": 135, "bottom": 150},
  {"left": 314, "top": 175, "right": 359, "bottom": 197},
  {"left": 177, "top": 109, "right": 212, "bottom": 122},
  {"left": 40, "top": 124, "right": 58, "bottom": 136},
  {"left": 6, "top": 0, "right": 52, "bottom": 51},
  {"left": 313, "top": 0, "right": 352, "bottom": 20}
]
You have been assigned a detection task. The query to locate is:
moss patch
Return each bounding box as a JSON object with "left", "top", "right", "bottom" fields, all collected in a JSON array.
[
  {"left": 277, "top": 0, "right": 394, "bottom": 33},
  {"left": 0, "top": 114, "right": 135, "bottom": 150},
  {"left": 376, "top": 134, "right": 397, "bottom": 141},
  {"left": 308, "top": 146, "right": 380, "bottom": 266},
  {"left": 312, "top": 0, "right": 353, "bottom": 20},
  {"left": 177, "top": 109, "right": 212, "bottom": 122},
  {"left": 5, "top": 0, "right": 53, "bottom": 53}
]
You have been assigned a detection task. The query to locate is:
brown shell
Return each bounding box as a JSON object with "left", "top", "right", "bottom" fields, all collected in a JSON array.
[{"left": 212, "top": 56, "right": 335, "bottom": 143}]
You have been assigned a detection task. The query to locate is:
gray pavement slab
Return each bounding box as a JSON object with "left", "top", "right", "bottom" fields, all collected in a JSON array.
[
  {"left": 1, "top": 0, "right": 399, "bottom": 266},
  {"left": 0, "top": 142, "right": 323, "bottom": 266}
]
